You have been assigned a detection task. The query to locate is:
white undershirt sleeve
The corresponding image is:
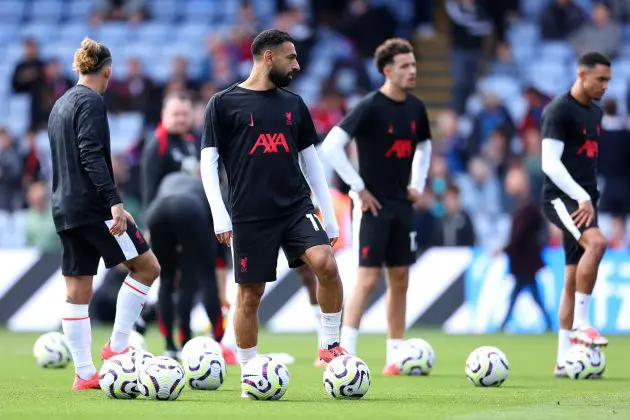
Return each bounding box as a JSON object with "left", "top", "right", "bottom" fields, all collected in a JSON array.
[
  {"left": 320, "top": 126, "right": 365, "bottom": 192},
  {"left": 299, "top": 145, "right": 339, "bottom": 238},
  {"left": 409, "top": 140, "right": 432, "bottom": 192},
  {"left": 541, "top": 138, "right": 591, "bottom": 202},
  {"left": 200, "top": 147, "right": 232, "bottom": 234}
]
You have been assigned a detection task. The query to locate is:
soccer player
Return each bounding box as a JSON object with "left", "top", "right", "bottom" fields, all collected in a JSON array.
[
  {"left": 145, "top": 172, "right": 224, "bottom": 359},
  {"left": 48, "top": 38, "right": 160, "bottom": 390},
  {"left": 540, "top": 52, "right": 611, "bottom": 377},
  {"left": 321, "top": 38, "right": 432, "bottom": 375},
  {"left": 200, "top": 29, "right": 347, "bottom": 383}
]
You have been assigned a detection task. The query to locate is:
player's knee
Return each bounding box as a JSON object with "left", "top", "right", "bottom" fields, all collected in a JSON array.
[
  {"left": 317, "top": 255, "right": 340, "bottom": 284},
  {"left": 65, "top": 279, "right": 93, "bottom": 304},
  {"left": 239, "top": 285, "right": 264, "bottom": 310}
]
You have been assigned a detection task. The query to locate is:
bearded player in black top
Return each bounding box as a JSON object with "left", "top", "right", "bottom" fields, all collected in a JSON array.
[
  {"left": 540, "top": 52, "right": 611, "bottom": 378},
  {"left": 48, "top": 38, "right": 160, "bottom": 390},
  {"left": 322, "top": 38, "right": 432, "bottom": 375},
  {"left": 200, "top": 30, "right": 348, "bottom": 389}
]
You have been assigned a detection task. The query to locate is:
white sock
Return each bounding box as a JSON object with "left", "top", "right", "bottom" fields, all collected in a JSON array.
[
  {"left": 340, "top": 326, "right": 358, "bottom": 354},
  {"left": 62, "top": 303, "right": 96, "bottom": 380},
  {"left": 237, "top": 346, "right": 257, "bottom": 379},
  {"left": 312, "top": 304, "right": 321, "bottom": 347},
  {"left": 573, "top": 292, "right": 591, "bottom": 328},
  {"left": 110, "top": 276, "right": 150, "bottom": 352},
  {"left": 320, "top": 310, "right": 342, "bottom": 348},
  {"left": 557, "top": 329, "right": 572, "bottom": 365},
  {"left": 386, "top": 338, "right": 404, "bottom": 365}
]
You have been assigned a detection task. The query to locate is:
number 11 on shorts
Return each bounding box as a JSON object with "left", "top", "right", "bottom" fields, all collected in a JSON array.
[{"left": 306, "top": 213, "right": 321, "bottom": 231}]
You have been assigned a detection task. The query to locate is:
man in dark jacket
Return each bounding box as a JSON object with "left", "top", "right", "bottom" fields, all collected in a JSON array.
[{"left": 499, "top": 165, "right": 553, "bottom": 330}]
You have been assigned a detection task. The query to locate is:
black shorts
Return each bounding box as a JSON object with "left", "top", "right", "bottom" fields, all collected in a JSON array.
[
  {"left": 232, "top": 208, "right": 330, "bottom": 284},
  {"left": 58, "top": 220, "right": 150, "bottom": 277},
  {"left": 542, "top": 196, "right": 598, "bottom": 265},
  {"left": 355, "top": 201, "right": 416, "bottom": 267}
]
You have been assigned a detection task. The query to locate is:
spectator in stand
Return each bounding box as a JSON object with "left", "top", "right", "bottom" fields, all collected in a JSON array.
[
  {"left": 481, "top": 128, "right": 510, "bottom": 181},
  {"left": 456, "top": 156, "right": 502, "bottom": 218},
  {"left": 519, "top": 87, "right": 550, "bottom": 134},
  {"left": 311, "top": 85, "right": 346, "bottom": 141},
  {"left": 435, "top": 110, "right": 468, "bottom": 174},
  {"left": 446, "top": 0, "right": 492, "bottom": 115},
  {"left": 0, "top": 128, "right": 22, "bottom": 212},
  {"left": 599, "top": 100, "right": 630, "bottom": 243},
  {"left": 540, "top": 0, "right": 586, "bottom": 41},
  {"left": 521, "top": 126, "right": 544, "bottom": 201},
  {"left": 91, "top": 0, "right": 147, "bottom": 24},
  {"left": 490, "top": 42, "right": 519, "bottom": 79},
  {"left": 413, "top": 0, "right": 437, "bottom": 39},
  {"left": 430, "top": 183, "right": 476, "bottom": 246},
  {"left": 11, "top": 38, "right": 44, "bottom": 130},
  {"left": 105, "top": 57, "right": 154, "bottom": 117},
  {"left": 24, "top": 182, "right": 59, "bottom": 253},
  {"left": 468, "top": 93, "right": 515, "bottom": 156},
  {"left": 35, "top": 59, "right": 73, "bottom": 130},
  {"left": 569, "top": 2, "right": 621, "bottom": 59}
]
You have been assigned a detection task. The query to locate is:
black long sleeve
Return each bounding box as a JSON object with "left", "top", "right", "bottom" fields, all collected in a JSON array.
[
  {"left": 76, "top": 101, "right": 122, "bottom": 208},
  {"left": 141, "top": 138, "right": 164, "bottom": 210}
]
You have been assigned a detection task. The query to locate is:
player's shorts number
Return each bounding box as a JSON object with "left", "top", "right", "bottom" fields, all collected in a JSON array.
[
  {"left": 306, "top": 214, "right": 322, "bottom": 231},
  {"left": 410, "top": 231, "right": 417, "bottom": 252}
]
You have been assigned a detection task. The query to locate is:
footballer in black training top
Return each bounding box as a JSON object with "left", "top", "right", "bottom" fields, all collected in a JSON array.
[
  {"left": 540, "top": 51, "right": 611, "bottom": 377},
  {"left": 200, "top": 29, "right": 348, "bottom": 367},
  {"left": 321, "top": 38, "right": 432, "bottom": 374}
]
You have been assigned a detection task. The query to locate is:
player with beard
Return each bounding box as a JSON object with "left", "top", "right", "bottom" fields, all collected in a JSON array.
[
  {"left": 321, "top": 38, "right": 432, "bottom": 375},
  {"left": 540, "top": 52, "right": 611, "bottom": 377},
  {"left": 200, "top": 30, "right": 348, "bottom": 390}
]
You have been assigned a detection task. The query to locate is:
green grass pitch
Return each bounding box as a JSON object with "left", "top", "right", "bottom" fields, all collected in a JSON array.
[{"left": 1, "top": 328, "right": 629, "bottom": 419}]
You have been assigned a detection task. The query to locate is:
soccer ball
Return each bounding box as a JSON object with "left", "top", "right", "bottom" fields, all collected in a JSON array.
[
  {"left": 99, "top": 353, "right": 139, "bottom": 399},
  {"left": 184, "top": 351, "right": 227, "bottom": 390},
  {"left": 129, "top": 330, "right": 147, "bottom": 350},
  {"left": 181, "top": 336, "right": 221, "bottom": 361},
  {"left": 241, "top": 355, "right": 290, "bottom": 400},
  {"left": 130, "top": 348, "right": 154, "bottom": 371},
  {"left": 323, "top": 355, "right": 371, "bottom": 399},
  {"left": 394, "top": 338, "right": 435, "bottom": 376},
  {"left": 564, "top": 345, "right": 606, "bottom": 379},
  {"left": 137, "top": 356, "right": 186, "bottom": 401},
  {"left": 33, "top": 332, "right": 71, "bottom": 368},
  {"left": 465, "top": 346, "right": 510, "bottom": 387}
]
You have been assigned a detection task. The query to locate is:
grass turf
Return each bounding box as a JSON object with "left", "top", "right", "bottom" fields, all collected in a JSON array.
[{"left": 1, "top": 328, "right": 629, "bottom": 419}]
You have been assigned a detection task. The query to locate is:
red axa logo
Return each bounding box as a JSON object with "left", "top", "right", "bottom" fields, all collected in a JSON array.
[
  {"left": 577, "top": 139, "right": 598, "bottom": 158},
  {"left": 248, "top": 133, "right": 289, "bottom": 155},
  {"left": 385, "top": 139, "right": 412, "bottom": 158},
  {"left": 240, "top": 257, "right": 248, "bottom": 273}
]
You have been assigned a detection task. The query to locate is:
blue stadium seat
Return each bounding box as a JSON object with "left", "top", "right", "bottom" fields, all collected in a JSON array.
[
  {"left": 184, "top": 0, "right": 220, "bottom": 23},
  {"left": 175, "top": 23, "right": 210, "bottom": 45},
  {"left": 526, "top": 62, "right": 571, "bottom": 96},
  {"left": 0, "top": 23, "right": 20, "bottom": 45},
  {"left": 132, "top": 22, "right": 173, "bottom": 43},
  {"left": 58, "top": 23, "right": 93, "bottom": 45},
  {"left": 28, "top": 0, "right": 64, "bottom": 23},
  {"left": 95, "top": 23, "right": 131, "bottom": 47},
  {"left": 507, "top": 22, "right": 539, "bottom": 48},
  {"left": 477, "top": 75, "right": 522, "bottom": 104},
  {"left": 539, "top": 41, "right": 575, "bottom": 63},
  {"left": 67, "top": 0, "right": 94, "bottom": 20},
  {"left": 250, "top": 0, "right": 276, "bottom": 27},
  {"left": 0, "top": 0, "right": 27, "bottom": 23},
  {"left": 519, "top": 0, "right": 547, "bottom": 20},
  {"left": 148, "top": 0, "right": 180, "bottom": 22},
  {"left": 6, "top": 94, "right": 31, "bottom": 137},
  {"left": 20, "top": 23, "right": 59, "bottom": 45}
]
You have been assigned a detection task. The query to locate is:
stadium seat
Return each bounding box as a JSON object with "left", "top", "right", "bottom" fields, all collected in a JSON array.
[
  {"left": 0, "top": 23, "right": 20, "bottom": 45},
  {"left": 184, "top": 1, "right": 219, "bottom": 23},
  {"left": 132, "top": 22, "right": 173, "bottom": 44},
  {"left": 175, "top": 23, "right": 210, "bottom": 45},
  {"left": 20, "top": 23, "right": 59, "bottom": 45},
  {"left": 519, "top": 0, "right": 547, "bottom": 19},
  {"left": 525, "top": 62, "right": 571, "bottom": 96},
  {"left": 58, "top": 23, "right": 94, "bottom": 45},
  {"left": 6, "top": 95, "right": 31, "bottom": 138},
  {"left": 539, "top": 41, "right": 575, "bottom": 63},
  {"left": 477, "top": 75, "right": 522, "bottom": 104},
  {"left": 67, "top": 0, "right": 94, "bottom": 21},
  {"left": 95, "top": 23, "right": 132, "bottom": 47},
  {"left": 0, "top": 0, "right": 27, "bottom": 23},
  {"left": 148, "top": 0, "right": 180, "bottom": 22},
  {"left": 28, "top": 0, "right": 64, "bottom": 23}
]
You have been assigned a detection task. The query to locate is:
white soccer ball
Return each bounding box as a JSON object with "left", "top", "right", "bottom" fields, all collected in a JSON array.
[
  {"left": 33, "top": 332, "right": 71, "bottom": 368},
  {"left": 395, "top": 338, "right": 435, "bottom": 376},
  {"left": 129, "top": 330, "right": 147, "bottom": 350},
  {"left": 181, "top": 336, "right": 222, "bottom": 361},
  {"left": 99, "top": 353, "right": 140, "bottom": 399},
  {"left": 323, "top": 355, "right": 371, "bottom": 399},
  {"left": 241, "top": 355, "right": 290, "bottom": 400},
  {"left": 564, "top": 345, "right": 606, "bottom": 380},
  {"left": 184, "top": 351, "right": 227, "bottom": 390},
  {"left": 465, "top": 346, "right": 510, "bottom": 387},
  {"left": 138, "top": 356, "right": 186, "bottom": 400},
  {"left": 130, "top": 348, "right": 154, "bottom": 372}
]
